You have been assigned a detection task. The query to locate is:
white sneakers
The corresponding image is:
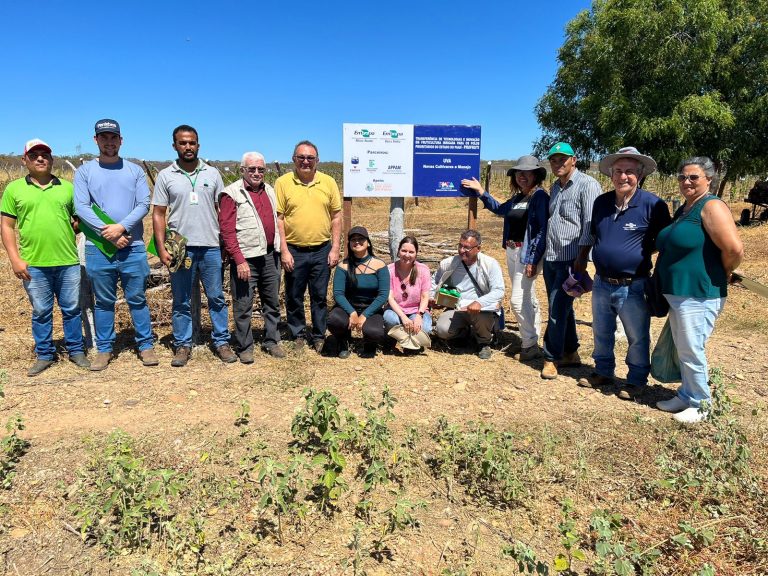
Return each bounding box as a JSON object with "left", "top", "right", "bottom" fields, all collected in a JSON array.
[
  {"left": 672, "top": 407, "right": 708, "bottom": 424},
  {"left": 656, "top": 396, "right": 708, "bottom": 423},
  {"left": 656, "top": 396, "right": 689, "bottom": 412}
]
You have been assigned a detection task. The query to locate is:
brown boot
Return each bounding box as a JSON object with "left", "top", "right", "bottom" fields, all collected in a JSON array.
[
  {"left": 171, "top": 346, "right": 191, "bottom": 368},
  {"left": 558, "top": 351, "right": 582, "bottom": 367},
  {"left": 541, "top": 361, "right": 558, "bottom": 380},
  {"left": 139, "top": 347, "right": 159, "bottom": 367},
  {"left": 216, "top": 344, "right": 237, "bottom": 363},
  {"left": 89, "top": 352, "right": 113, "bottom": 372},
  {"left": 577, "top": 372, "right": 614, "bottom": 389}
]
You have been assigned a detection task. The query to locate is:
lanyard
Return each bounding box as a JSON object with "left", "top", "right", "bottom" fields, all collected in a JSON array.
[
  {"left": 181, "top": 167, "right": 200, "bottom": 191},
  {"left": 179, "top": 165, "right": 200, "bottom": 193}
]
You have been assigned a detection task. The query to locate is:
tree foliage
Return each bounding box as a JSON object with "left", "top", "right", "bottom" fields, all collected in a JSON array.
[{"left": 535, "top": 0, "right": 768, "bottom": 183}]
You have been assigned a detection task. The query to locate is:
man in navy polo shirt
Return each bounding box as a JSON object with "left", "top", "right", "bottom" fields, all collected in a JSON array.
[{"left": 577, "top": 147, "right": 671, "bottom": 399}]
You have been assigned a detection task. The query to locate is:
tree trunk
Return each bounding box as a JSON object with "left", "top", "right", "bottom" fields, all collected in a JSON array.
[
  {"left": 388, "top": 197, "right": 405, "bottom": 262},
  {"left": 716, "top": 174, "right": 728, "bottom": 199}
]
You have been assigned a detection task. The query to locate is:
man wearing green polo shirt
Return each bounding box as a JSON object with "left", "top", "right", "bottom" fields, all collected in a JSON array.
[{"left": 1, "top": 139, "right": 89, "bottom": 376}]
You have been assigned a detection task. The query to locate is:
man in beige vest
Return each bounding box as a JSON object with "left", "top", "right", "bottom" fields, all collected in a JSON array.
[{"left": 219, "top": 152, "right": 285, "bottom": 363}]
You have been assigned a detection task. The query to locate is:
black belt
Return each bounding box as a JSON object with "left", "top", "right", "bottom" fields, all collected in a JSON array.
[
  {"left": 600, "top": 275, "right": 642, "bottom": 286},
  {"left": 288, "top": 241, "right": 329, "bottom": 252}
]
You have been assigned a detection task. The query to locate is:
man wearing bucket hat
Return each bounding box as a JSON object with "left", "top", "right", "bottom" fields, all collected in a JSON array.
[
  {"left": 541, "top": 142, "right": 602, "bottom": 379},
  {"left": 1, "top": 139, "right": 89, "bottom": 376},
  {"left": 74, "top": 119, "right": 158, "bottom": 371},
  {"left": 576, "top": 147, "right": 671, "bottom": 397}
]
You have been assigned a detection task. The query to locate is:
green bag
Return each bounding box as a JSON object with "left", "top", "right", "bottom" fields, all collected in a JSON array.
[{"left": 650, "top": 318, "right": 681, "bottom": 383}]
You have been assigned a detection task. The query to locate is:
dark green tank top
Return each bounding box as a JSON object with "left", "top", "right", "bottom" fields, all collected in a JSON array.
[{"left": 655, "top": 195, "right": 727, "bottom": 298}]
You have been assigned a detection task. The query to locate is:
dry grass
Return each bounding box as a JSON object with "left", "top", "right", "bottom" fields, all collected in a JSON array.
[{"left": 0, "top": 169, "right": 766, "bottom": 575}]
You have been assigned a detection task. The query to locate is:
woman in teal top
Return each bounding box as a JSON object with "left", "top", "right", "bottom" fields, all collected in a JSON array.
[
  {"left": 328, "top": 226, "right": 390, "bottom": 358},
  {"left": 654, "top": 157, "right": 743, "bottom": 423}
]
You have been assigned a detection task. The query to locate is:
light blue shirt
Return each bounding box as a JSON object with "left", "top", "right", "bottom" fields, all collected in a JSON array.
[
  {"left": 545, "top": 168, "right": 602, "bottom": 262},
  {"left": 74, "top": 159, "right": 150, "bottom": 247}
]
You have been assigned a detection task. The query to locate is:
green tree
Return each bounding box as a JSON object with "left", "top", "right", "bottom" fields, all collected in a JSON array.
[{"left": 535, "top": 0, "right": 768, "bottom": 194}]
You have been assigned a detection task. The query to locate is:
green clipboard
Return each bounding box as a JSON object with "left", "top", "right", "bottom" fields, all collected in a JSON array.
[{"left": 78, "top": 203, "right": 118, "bottom": 256}]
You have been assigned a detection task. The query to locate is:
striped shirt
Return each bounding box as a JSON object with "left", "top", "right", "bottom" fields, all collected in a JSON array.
[{"left": 545, "top": 168, "right": 603, "bottom": 262}]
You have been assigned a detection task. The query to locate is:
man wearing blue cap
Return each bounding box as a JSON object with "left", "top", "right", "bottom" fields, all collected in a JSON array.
[
  {"left": 541, "top": 142, "right": 602, "bottom": 380},
  {"left": 74, "top": 119, "right": 158, "bottom": 371}
]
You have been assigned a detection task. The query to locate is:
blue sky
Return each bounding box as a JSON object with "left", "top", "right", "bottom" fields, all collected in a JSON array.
[{"left": 0, "top": 0, "right": 591, "bottom": 162}]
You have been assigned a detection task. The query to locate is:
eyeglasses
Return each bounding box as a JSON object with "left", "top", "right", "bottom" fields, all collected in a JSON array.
[
  {"left": 612, "top": 168, "right": 638, "bottom": 177},
  {"left": 458, "top": 243, "right": 479, "bottom": 252},
  {"left": 349, "top": 237, "right": 367, "bottom": 245},
  {"left": 294, "top": 155, "right": 317, "bottom": 162},
  {"left": 26, "top": 151, "right": 51, "bottom": 160},
  {"left": 677, "top": 174, "right": 703, "bottom": 182},
  {"left": 242, "top": 166, "right": 265, "bottom": 174}
]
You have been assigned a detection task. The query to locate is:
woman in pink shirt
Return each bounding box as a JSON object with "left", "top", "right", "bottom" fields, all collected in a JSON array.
[{"left": 383, "top": 236, "right": 432, "bottom": 350}]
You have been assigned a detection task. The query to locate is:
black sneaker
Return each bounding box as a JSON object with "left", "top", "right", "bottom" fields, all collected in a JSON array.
[
  {"left": 477, "top": 345, "right": 492, "bottom": 360},
  {"left": 359, "top": 342, "right": 377, "bottom": 358},
  {"left": 338, "top": 339, "right": 350, "bottom": 359}
]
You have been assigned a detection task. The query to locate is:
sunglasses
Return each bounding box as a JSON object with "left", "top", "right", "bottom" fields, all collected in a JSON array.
[
  {"left": 26, "top": 151, "right": 51, "bottom": 160},
  {"left": 677, "top": 174, "right": 703, "bottom": 182},
  {"left": 400, "top": 282, "right": 408, "bottom": 300},
  {"left": 242, "top": 166, "right": 265, "bottom": 174},
  {"left": 294, "top": 155, "right": 317, "bottom": 162}
]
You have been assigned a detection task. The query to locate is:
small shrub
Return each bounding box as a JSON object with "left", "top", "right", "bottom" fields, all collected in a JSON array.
[
  {"left": 70, "top": 430, "right": 183, "bottom": 554},
  {"left": 0, "top": 371, "right": 30, "bottom": 489},
  {"left": 430, "top": 416, "right": 539, "bottom": 507}
]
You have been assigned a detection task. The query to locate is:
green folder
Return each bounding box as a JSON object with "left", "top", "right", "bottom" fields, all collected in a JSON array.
[
  {"left": 78, "top": 204, "right": 118, "bottom": 256},
  {"left": 147, "top": 233, "right": 159, "bottom": 257}
]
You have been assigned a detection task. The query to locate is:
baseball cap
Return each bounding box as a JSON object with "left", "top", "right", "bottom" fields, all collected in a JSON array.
[
  {"left": 348, "top": 226, "right": 370, "bottom": 241},
  {"left": 24, "top": 139, "right": 52, "bottom": 155},
  {"left": 547, "top": 142, "right": 575, "bottom": 158},
  {"left": 94, "top": 119, "right": 121, "bottom": 135}
]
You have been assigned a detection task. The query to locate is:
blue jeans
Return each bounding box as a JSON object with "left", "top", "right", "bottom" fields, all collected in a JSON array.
[
  {"left": 542, "top": 260, "right": 579, "bottom": 361},
  {"left": 23, "top": 265, "right": 85, "bottom": 360},
  {"left": 591, "top": 276, "right": 651, "bottom": 386},
  {"left": 284, "top": 243, "right": 331, "bottom": 343},
  {"left": 383, "top": 309, "right": 433, "bottom": 333},
  {"left": 85, "top": 244, "right": 154, "bottom": 353},
  {"left": 170, "top": 246, "right": 230, "bottom": 348},
  {"left": 666, "top": 295, "right": 724, "bottom": 408}
]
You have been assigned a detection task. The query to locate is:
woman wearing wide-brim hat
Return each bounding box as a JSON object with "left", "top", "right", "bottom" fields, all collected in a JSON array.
[{"left": 461, "top": 155, "right": 550, "bottom": 360}]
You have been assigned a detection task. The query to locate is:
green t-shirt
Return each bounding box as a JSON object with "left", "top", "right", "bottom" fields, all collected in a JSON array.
[
  {"left": 0, "top": 175, "right": 79, "bottom": 266},
  {"left": 656, "top": 195, "right": 727, "bottom": 299}
]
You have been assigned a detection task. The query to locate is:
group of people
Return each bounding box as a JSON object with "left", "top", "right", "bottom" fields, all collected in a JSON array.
[
  {"left": 462, "top": 143, "right": 743, "bottom": 423},
  {"left": 2, "top": 121, "right": 342, "bottom": 373},
  {"left": 1, "top": 121, "right": 744, "bottom": 424}
]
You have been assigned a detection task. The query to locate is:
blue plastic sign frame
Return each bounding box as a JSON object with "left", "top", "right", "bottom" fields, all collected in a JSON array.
[
  {"left": 342, "top": 123, "right": 481, "bottom": 197},
  {"left": 412, "top": 125, "right": 481, "bottom": 197}
]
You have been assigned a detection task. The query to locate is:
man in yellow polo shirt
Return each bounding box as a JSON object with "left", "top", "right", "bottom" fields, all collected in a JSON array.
[{"left": 276, "top": 140, "right": 342, "bottom": 352}]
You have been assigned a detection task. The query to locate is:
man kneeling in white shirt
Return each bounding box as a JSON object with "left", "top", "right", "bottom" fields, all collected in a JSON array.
[{"left": 431, "top": 229, "right": 505, "bottom": 360}]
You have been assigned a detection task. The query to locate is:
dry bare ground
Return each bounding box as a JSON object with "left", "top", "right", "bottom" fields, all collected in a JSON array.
[{"left": 0, "top": 197, "right": 766, "bottom": 576}]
